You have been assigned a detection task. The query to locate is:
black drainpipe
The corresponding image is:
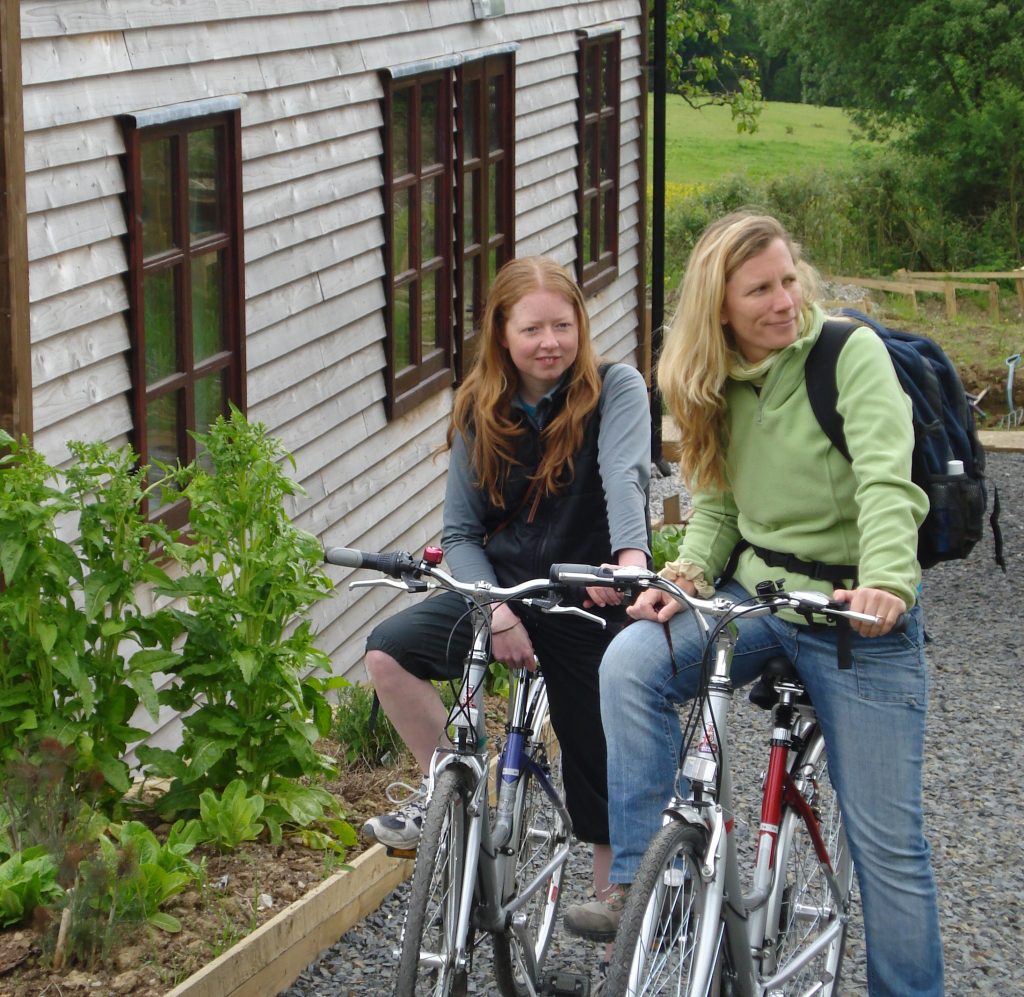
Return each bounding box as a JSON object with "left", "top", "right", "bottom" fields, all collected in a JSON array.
[{"left": 650, "top": 0, "right": 672, "bottom": 475}]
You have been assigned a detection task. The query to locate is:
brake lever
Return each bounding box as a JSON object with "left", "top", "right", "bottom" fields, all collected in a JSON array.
[
  {"left": 542, "top": 603, "right": 607, "bottom": 628},
  {"left": 350, "top": 577, "right": 430, "bottom": 593}
]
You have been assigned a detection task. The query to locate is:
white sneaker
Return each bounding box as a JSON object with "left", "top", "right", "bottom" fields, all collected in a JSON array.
[{"left": 362, "top": 779, "right": 429, "bottom": 849}]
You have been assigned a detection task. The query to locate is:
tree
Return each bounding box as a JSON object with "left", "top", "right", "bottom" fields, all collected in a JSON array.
[
  {"left": 661, "top": 0, "right": 763, "bottom": 132},
  {"left": 756, "top": 0, "right": 1024, "bottom": 256}
]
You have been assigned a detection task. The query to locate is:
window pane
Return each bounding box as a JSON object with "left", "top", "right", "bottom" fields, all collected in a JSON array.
[
  {"left": 602, "top": 43, "right": 616, "bottom": 107},
  {"left": 464, "top": 170, "right": 478, "bottom": 246},
  {"left": 585, "top": 51, "right": 598, "bottom": 109},
  {"left": 194, "top": 370, "right": 226, "bottom": 435},
  {"left": 192, "top": 253, "right": 224, "bottom": 363},
  {"left": 421, "top": 176, "right": 440, "bottom": 264},
  {"left": 393, "top": 186, "right": 411, "bottom": 273},
  {"left": 603, "top": 189, "right": 617, "bottom": 250},
  {"left": 601, "top": 118, "right": 616, "bottom": 182},
  {"left": 463, "top": 255, "right": 480, "bottom": 325},
  {"left": 489, "top": 247, "right": 499, "bottom": 286},
  {"left": 422, "top": 274, "right": 437, "bottom": 353},
  {"left": 141, "top": 139, "right": 174, "bottom": 257},
  {"left": 144, "top": 268, "right": 178, "bottom": 384},
  {"left": 393, "top": 88, "right": 410, "bottom": 177},
  {"left": 463, "top": 80, "right": 480, "bottom": 159},
  {"left": 488, "top": 78, "right": 501, "bottom": 151},
  {"left": 421, "top": 81, "right": 440, "bottom": 166},
  {"left": 583, "top": 199, "right": 594, "bottom": 265},
  {"left": 488, "top": 166, "right": 497, "bottom": 242},
  {"left": 189, "top": 128, "right": 221, "bottom": 239},
  {"left": 147, "top": 391, "right": 181, "bottom": 508},
  {"left": 585, "top": 122, "right": 597, "bottom": 188},
  {"left": 394, "top": 282, "right": 411, "bottom": 370}
]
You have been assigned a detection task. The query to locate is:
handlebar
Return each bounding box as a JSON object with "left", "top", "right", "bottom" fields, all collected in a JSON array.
[
  {"left": 549, "top": 562, "right": 910, "bottom": 632},
  {"left": 325, "top": 546, "right": 607, "bottom": 628}
]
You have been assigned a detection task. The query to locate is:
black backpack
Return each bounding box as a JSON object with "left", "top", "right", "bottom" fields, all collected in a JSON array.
[{"left": 805, "top": 308, "right": 1003, "bottom": 571}]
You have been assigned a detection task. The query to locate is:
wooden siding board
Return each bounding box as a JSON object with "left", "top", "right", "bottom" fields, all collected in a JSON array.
[
  {"left": 245, "top": 274, "right": 325, "bottom": 336},
  {"left": 244, "top": 157, "right": 383, "bottom": 233},
  {"left": 243, "top": 74, "right": 382, "bottom": 128},
  {"left": 32, "top": 354, "right": 131, "bottom": 431},
  {"left": 24, "top": 118, "right": 124, "bottom": 171},
  {"left": 25, "top": 156, "right": 124, "bottom": 213},
  {"left": 245, "top": 217, "right": 382, "bottom": 298},
  {"left": 21, "top": 31, "right": 133, "bottom": 86},
  {"left": 243, "top": 129, "right": 382, "bottom": 194},
  {"left": 30, "top": 274, "right": 129, "bottom": 343},
  {"left": 28, "top": 238, "right": 126, "bottom": 302},
  {"left": 32, "top": 396, "right": 133, "bottom": 466},
  {"left": 32, "top": 314, "right": 129, "bottom": 386},
  {"left": 242, "top": 101, "right": 381, "bottom": 162},
  {"left": 26, "top": 195, "right": 126, "bottom": 261},
  {"left": 245, "top": 186, "right": 381, "bottom": 264}
]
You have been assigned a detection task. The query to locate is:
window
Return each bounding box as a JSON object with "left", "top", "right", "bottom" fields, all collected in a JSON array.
[
  {"left": 383, "top": 52, "right": 514, "bottom": 418},
  {"left": 123, "top": 102, "right": 245, "bottom": 525},
  {"left": 576, "top": 29, "right": 621, "bottom": 296}
]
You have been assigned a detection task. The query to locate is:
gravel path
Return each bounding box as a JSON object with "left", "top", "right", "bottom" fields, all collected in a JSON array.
[{"left": 282, "top": 450, "right": 1024, "bottom": 996}]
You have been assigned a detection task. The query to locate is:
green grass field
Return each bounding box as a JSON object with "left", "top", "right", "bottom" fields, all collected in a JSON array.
[{"left": 650, "top": 97, "right": 865, "bottom": 187}]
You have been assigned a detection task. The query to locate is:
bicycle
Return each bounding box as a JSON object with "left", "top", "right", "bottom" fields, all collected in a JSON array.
[
  {"left": 549, "top": 563, "right": 898, "bottom": 997},
  {"left": 325, "top": 544, "right": 606, "bottom": 997}
]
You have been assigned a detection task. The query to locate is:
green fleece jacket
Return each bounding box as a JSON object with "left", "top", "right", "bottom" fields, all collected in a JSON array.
[{"left": 681, "top": 305, "right": 929, "bottom": 608}]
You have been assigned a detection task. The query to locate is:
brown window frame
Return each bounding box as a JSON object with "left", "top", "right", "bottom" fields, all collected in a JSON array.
[
  {"left": 576, "top": 29, "right": 622, "bottom": 297},
  {"left": 383, "top": 51, "right": 515, "bottom": 419},
  {"left": 123, "top": 104, "right": 246, "bottom": 528}
]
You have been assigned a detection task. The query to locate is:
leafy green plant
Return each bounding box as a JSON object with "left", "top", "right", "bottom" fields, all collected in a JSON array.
[
  {"left": 197, "top": 780, "right": 266, "bottom": 851},
  {"left": 137, "top": 408, "right": 343, "bottom": 835},
  {"left": 60, "top": 819, "right": 201, "bottom": 966},
  {"left": 0, "top": 432, "right": 182, "bottom": 807},
  {"left": 652, "top": 524, "right": 687, "bottom": 571},
  {"left": 0, "top": 846, "right": 64, "bottom": 927}
]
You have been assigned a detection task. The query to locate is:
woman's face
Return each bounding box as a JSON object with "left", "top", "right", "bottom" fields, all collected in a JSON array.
[
  {"left": 500, "top": 287, "right": 580, "bottom": 405},
  {"left": 720, "top": 237, "right": 803, "bottom": 363}
]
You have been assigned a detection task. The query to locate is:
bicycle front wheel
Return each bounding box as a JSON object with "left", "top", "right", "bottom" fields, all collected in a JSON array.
[
  {"left": 605, "top": 821, "right": 718, "bottom": 997},
  {"left": 393, "top": 766, "right": 474, "bottom": 997},
  {"left": 768, "top": 729, "right": 853, "bottom": 996},
  {"left": 493, "top": 681, "right": 570, "bottom": 997}
]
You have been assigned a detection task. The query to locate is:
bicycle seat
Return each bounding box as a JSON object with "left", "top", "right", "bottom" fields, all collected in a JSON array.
[{"left": 748, "top": 656, "right": 810, "bottom": 710}]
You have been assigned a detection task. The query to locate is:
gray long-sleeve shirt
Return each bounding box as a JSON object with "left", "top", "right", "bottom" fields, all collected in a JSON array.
[{"left": 441, "top": 362, "right": 652, "bottom": 584}]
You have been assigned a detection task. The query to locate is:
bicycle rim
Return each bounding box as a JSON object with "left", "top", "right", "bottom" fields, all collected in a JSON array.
[
  {"left": 394, "top": 766, "right": 473, "bottom": 997},
  {"left": 493, "top": 682, "right": 569, "bottom": 997},
  {"left": 768, "top": 731, "right": 853, "bottom": 996},
  {"left": 606, "top": 821, "right": 716, "bottom": 997}
]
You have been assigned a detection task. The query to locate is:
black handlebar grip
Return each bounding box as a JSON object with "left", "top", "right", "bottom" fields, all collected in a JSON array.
[
  {"left": 549, "top": 563, "right": 614, "bottom": 585},
  {"left": 324, "top": 547, "right": 418, "bottom": 578},
  {"left": 892, "top": 611, "right": 912, "bottom": 634}
]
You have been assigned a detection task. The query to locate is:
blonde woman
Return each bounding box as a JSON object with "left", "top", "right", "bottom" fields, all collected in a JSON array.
[
  {"left": 362, "top": 257, "right": 651, "bottom": 911},
  {"left": 565, "top": 213, "right": 943, "bottom": 997}
]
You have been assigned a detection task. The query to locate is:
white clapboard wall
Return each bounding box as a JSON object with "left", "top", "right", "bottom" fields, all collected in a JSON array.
[{"left": 20, "top": 0, "right": 647, "bottom": 754}]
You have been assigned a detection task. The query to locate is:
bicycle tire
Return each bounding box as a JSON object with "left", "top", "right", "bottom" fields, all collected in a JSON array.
[
  {"left": 767, "top": 728, "right": 853, "bottom": 996},
  {"left": 393, "top": 766, "right": 474, "bottom": 997},
  {"left": 605, "top": 820, "right": 716, "bottom": 997},
  {"left": 492, "top": 681, "right": 569, "bottom": 997}
]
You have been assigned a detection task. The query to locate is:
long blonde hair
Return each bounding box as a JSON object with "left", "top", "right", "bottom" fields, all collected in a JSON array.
[
  {"left": 658, "top": 211, "right": 819, "bottom": 491},
  {"left": 447, "top": 256, "right": 602, "bottom": 507}
]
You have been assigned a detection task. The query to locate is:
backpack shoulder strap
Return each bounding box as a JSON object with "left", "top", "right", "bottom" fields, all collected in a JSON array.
[{"left": 805, "top": 320, "right": 857, "bottom": 463}]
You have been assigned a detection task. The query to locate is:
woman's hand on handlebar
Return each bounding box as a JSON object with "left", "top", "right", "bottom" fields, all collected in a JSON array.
[
  {"left": 627, "top": 577, "right": 695, "bottom": 623},
  {"left": 832, "top": 586, "right": 907, "bottom": 637},
  {"left": 584, "top": 548, "right": 649, "bottom": 610},
  {"left": 491, "top": 604, "right": 538, "bottom": 670}
]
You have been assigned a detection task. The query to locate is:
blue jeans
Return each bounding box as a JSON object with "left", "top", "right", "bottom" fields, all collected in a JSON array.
[{"left": 601, "top": 580, "right": 944, "bottom": 997}]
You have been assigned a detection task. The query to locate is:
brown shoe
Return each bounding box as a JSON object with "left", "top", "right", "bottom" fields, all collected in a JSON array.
[{"left": 563, "top": 884, "right": 629, "bottom": 941}]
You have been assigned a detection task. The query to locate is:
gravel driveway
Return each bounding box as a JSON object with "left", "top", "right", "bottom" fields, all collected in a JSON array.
[{"left": 283, "top": 450, "right": 1024, "bottom": 996}]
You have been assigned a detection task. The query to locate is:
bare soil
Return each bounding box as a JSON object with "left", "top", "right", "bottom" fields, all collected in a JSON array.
[{"left": 0, "top": 700, "right": 507, "bottom": 997}]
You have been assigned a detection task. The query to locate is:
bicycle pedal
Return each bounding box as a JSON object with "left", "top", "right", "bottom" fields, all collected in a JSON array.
[
  {"left": 385, "top": 845, "right": 417, "bottom": 859},
  {"left": 540, "top": 970, "right": 590, "bottom": 995}
]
